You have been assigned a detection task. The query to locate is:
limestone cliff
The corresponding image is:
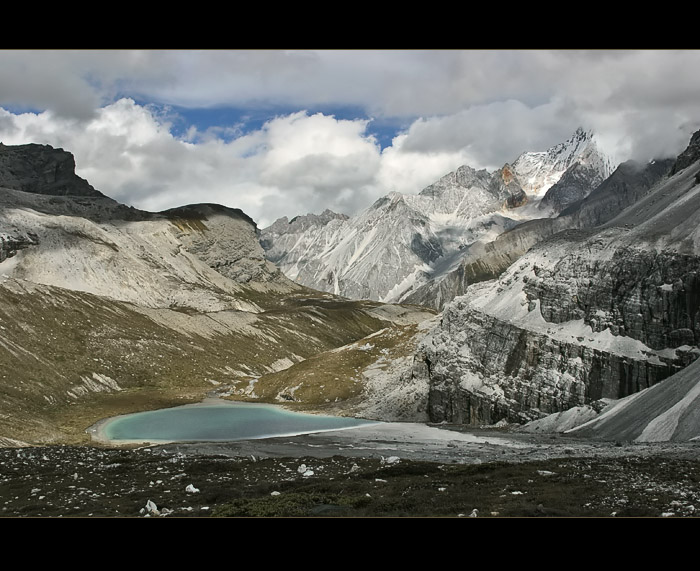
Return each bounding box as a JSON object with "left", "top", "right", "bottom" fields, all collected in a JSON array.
[{"left": 413, "top": 132, "right": 700, "bottom": 425}]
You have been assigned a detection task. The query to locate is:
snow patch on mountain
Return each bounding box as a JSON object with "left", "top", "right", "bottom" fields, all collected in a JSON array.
[{"left": 513, "top": 128, "right": 614, "bottom": 198}]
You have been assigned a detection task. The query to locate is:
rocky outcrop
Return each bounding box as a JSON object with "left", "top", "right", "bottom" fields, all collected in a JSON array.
[
  {"left": 0, "top": 143, "right": 102, "bottom": 197},
  {"left": 524, "top": 245, "right": 700, "bottom": 350},
  {"left": 162, "top": 203, "right": 290, "bottom": 285},
  {"left": 421, "top": 303, "right": 685, "bottom": 425},
  {"left": 491, "top": 163, "right": 528, "bottom": 208},
  {"left": 414, "top": 131, "right": 700, "bottom": 426},
  {"left": 0, "top": 231, "right": 39, "bottom": 263},
  {"left": 670, "top": 130, "right": 700, "bottom": 176},
  {"left": 0, "top": 143, "right": 152, "bottom": 224}
]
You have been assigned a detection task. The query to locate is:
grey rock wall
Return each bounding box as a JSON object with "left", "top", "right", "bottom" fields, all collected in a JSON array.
[
  {"left": 418, "top": 296, "right": 690, "bottom": 426},
  {"left": 525, "top": 246, "right": 700, "bottom": 350},
  {"left": 0, "top": 143, "right": 102, "bottom": 197}
]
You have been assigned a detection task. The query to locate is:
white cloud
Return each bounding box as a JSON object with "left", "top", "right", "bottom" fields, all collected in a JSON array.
[
  {"left": 396, "top": 99, "right": 577, "bottom": 169},
  {"left": 0, "top": 101, "right": 388, "bottom": 227},
  {"left": 376, "top": 133, "right": 478, "bottom": 197},
  {"left": 2, "top": 50, "right": 700, "bottom": 228},
  {"left": 260, "top": 112, "right": 380, "bottom": 193}
]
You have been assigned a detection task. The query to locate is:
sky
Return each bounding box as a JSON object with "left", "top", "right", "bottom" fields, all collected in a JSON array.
[{"left": 1, "top": 49, "right": 700, "bottom": 228}]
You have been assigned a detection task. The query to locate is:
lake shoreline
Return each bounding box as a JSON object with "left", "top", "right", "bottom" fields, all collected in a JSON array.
[{"left": 88, "top": 398, "right": 382, "bottom": 446}]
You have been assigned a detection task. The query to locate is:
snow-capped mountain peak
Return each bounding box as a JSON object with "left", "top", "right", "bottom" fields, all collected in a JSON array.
[
  {"left": 261, "top": 128, "right": 618, "bottom": 305},
  {"left": 513, "top": 127, "right": 614, "bottom": 197}
]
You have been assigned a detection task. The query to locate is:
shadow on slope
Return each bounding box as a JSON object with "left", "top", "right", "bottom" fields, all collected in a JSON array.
[{"left": 567, "top": 357, "right": 700, "bottom": 442}]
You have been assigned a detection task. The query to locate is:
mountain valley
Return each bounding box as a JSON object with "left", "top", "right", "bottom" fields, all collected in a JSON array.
[{"left": 1, "top": 131, "right": 700, "bottom": 518}]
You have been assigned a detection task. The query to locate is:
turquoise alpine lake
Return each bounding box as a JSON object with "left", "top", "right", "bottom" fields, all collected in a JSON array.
[{"left": 96, "top": 401, "right": 377, "bottom": 443}]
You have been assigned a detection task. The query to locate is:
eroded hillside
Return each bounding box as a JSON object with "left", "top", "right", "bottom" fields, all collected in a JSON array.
[{"left": 0, "top": 143, "right": 422, "bottom": 444}]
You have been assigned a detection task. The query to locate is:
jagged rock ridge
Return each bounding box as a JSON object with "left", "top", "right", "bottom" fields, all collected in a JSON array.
[
  {"left": 262, "top": 128, "right": 616, "bottom": 306},
  {"left": 404, "top": 158, "right": 675, "bottom": 310}
]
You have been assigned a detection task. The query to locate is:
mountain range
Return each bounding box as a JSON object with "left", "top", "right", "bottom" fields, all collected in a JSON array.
[
  {"left": 1, "top": 127, "right": 699, "bottom": 446},
  {"left": 261, "top": 128, "right": 616, "bottom": 308},
  {"left": 261, "top": 127, "right": 700, "bottom": 439}
]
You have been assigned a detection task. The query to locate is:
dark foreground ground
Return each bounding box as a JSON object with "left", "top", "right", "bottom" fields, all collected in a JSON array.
[{"left": 2, "top": 424, "right": 700, "bottom": 518}]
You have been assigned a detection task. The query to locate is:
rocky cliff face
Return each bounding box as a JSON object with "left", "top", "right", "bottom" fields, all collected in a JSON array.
[
  {"left": 417, "top": 247, "right": 699, "bottom": 425},
  {"left": 421, "top": 300, "right": 686, "bottom": 425},
  {"left": 670, "top": 130, "right": 700, "bottom": 175},
  {"left": 162, "top": 203, "right": 287, "bottom": 285},
  {"left": 524, "top": 243, "right": 700, "bottom": 350},
  {"left": 0, "top": 143, "right": 102, "bottom": 197},
  {"left": 412, "top": 132, "right": 700, "bottom": 425}
]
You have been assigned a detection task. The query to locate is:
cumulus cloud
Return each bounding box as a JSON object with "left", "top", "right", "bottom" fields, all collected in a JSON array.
[
  {"left": 1, "top": 50, "right": 700, "bottom": 227},
  {"left": 0, "top": 98, "right": 485, "bottom": 227},
  {"left": 0, "top": 101, "right": 389, "bottom": 227},
  {"left": 260, "top": 112, "right": 380, "bottom": 186}
]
